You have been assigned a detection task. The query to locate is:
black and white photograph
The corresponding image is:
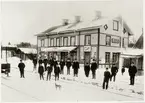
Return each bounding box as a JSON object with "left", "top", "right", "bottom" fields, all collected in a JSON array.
[{"left": 1, "top": 0, "right": 144, "bottom": 102}]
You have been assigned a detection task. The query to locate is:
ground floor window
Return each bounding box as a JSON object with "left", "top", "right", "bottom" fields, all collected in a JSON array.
[{"left": 105, "top": 52, "right": 110, "bottom": 63}]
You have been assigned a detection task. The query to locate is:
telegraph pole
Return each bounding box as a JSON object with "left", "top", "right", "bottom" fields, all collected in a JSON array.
[{"left": 97, "top": 28, "right": 100, "bottom": 67}]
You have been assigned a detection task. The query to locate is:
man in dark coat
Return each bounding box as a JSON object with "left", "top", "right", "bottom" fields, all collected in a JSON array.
[
  {"left": 18, "top": 60, "right": 25, "bottom": 78},
  {"left": 53, "top": 59, "right": 58, "bottom": 69},
  {"left": 46, "top": 63, "right": 53, "bottom": 81},
  {"left": 38, "top": 64, "right": 44, "bottom": 80},
  {"left": 110, "top": 64, "right": 118, "bottom": 82},
  {"left": 128, "top": 62, "right": 137, "bottom": 85},
  {"left": 49, "top": 57, "right": 54, "bottom": 68},
  {"left": 103, "top": 68, "right": 111, "bottom": 90},
  {"left": 38, "top": 57, "right": 43, "bottom": 66},
  {"left": 33, "top": 57, "right": 37, "bottom": 71},
  {"left": 72, "top": 59, "right": 80, "bottom": 77},
  {"left": 59, "top": 59, "right": 65, "bottom": 74},
  {"left": 66, "top": 59, "right": 72, "bottom": 75},
  {"left": 54, "top": 64, "right": 60, "bottom": 81},
  {"left": 91, "top": 59, "right": 98, "bottom": 79},
  {"left": 43, "top": 58, "right": 48, "bottom": 71},
  {"left": 84, "top": 63, "right": 90, "bottom": 77}
]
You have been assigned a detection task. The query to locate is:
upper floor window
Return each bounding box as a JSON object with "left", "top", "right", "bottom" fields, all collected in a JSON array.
[
  {"left": 63, "top": 37, "right": 68, "bottom": 46},
  {"left": 113, "top": 20, "right": 119, "bottom": 31},
  {"left": 41, "top": 39, "right": 45, "bottom": 47},
  {"left": 106, "top": 35, "right": 111, "bottom": 46},
  {"left": 85, "top": 35, "right": 91, "bottom": 45},
  {"left": 54, "top": 38, "right": 56, "bottom": 46},
  {"left": 70, "top": 36, "right": 75, "bottom": 46},
  {"left": 105, "top": 52, "right": 110, "bottom": 63},
  {"left": 50, "top": 38, "right": 54, "bottom": 47},
  {"left": 56, "top": 38, "right": 60, "bottom": 47}
]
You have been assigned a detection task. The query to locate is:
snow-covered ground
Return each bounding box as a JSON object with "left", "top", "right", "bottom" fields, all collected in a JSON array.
[{"left": 1, "top": 57, "right": 144, "bottom": 102}]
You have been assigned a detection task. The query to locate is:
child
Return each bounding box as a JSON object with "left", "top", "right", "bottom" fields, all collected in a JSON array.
[
  {"left": 54, "top": 63, "right": 60, "bottom": 81},
  {"left": 46, "top": 63, "right": 53, "bottom": 81},
  {"left": 38, "top": 63, "right": 44, "bottom": 80},
  {"left": 103, "top": 68, "right": 111, "bottom": 90}
]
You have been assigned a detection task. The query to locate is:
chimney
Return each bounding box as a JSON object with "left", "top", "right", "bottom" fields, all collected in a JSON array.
[
  {"left": 95, "top": 11, "right": 102, "bottom": 19},
  {"left": 62, "top": 19, "right": 69, "bottom": 25},
  {"left": 75, "top": 16, "right": 81, "bottom": 23}
]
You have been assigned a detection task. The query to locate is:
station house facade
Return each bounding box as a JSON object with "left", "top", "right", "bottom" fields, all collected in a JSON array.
[{"left": 36, "top": 11, "right": 133, "bottom": 68}]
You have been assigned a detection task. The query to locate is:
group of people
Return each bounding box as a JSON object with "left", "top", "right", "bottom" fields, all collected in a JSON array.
[
  {"left": 17, "top": 57, "right": 138, "bottom": 90},
  {"left": 102, "top": 62, "right": 137, "bottom": 90}
]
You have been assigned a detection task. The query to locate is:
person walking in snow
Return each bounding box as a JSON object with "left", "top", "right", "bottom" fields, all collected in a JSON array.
[
  {"left": 72, "top": 59, "right": 80, "bottom": 77},
  {"left": 18, "top": 60, "right": 25, "bottom": 78},
  {"left": 128, "top": 62, "right": 137, "bottom": 85},
  {"left": 121, "top": 66, "right": 125, "bottom": 75},
  {"left": 59, "top": 59, "right": 65, "bottom": 74},
  {"left": 66, "top": 59, "right": 72, "bottom": 75},
  {"left": 84, "top": 62, "right": 90, "bottom": 77},
  {"left": 110, "top": 64, "right": 118, "bottom": 82},
  {"left": 33, "top": 57, "right": 37, "bottom": 71},
  {"left": 103, "top": 68, "right": 111, "bottom": 90},
  {"left": 38, "top": 63, "right": 44, "bottom": 80},
  {"left": 91, "top": 59, "right": 98, "bottom": 79},
  {"left": 46, "top": 63, "right": 53, "bottom": 81},
  {"left": 54, "top": 63, "right": 60, "bottom": 81}
]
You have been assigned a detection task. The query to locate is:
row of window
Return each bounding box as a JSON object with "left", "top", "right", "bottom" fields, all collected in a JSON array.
[
  {"left": 105, "top": 52, "right": 119, "bottom": 63},
  {"left": 41, "top": 36, "right": 76, "bottom": 47}
]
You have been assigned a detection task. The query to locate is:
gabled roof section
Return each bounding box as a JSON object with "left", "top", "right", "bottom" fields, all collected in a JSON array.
[
  {"left": 133, "top": 34, "right": 143, "bottom": 49},
  {"left": 37, "top": 15, "right": 134, "bottom": 36}
]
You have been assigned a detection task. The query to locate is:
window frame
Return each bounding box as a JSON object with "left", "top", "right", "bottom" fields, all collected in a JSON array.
[
  {"left": 70, "top": 36, "right": 76, "bottom": 46},
  {"left": 63, "top": 37, "right": 68, "bottom": 46},
  {"left": 41, "top": 39, "right": 45, "bottom": 47},
  {"left": 85, "top": 35, "right": 91, "bottom": 46},
  {"left": 106, "top": 35, "right": 111, "bottom": 46},
  {"left": 50, "top": 38, "right": 54, "bottom": 47},
  {"left": 56, "top": 38, "right": 60, "bottom": 47},
  {"left": 105, "top": 52, "right": 110, "bottom": 63},
  {"left": 113, "top": 20, "right": 119, "bottom": 31}
]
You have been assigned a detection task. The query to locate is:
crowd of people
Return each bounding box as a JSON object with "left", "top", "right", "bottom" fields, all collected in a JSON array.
[{"left": 17, "top": 56, "right": 138, "bottom": 90}]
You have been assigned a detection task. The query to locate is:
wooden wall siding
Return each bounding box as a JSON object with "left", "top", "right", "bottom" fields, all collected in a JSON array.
[
  {"left": 80, "top": 35, "right": 85, "bottom": 45},
  {"left": 80, "top": 29, "right": 98, "bottom": 35},
  {"left": 100, "top": 34, "right": 106, "bottom": 45},
  {"left": 91, "top": 34, "right": 98, "bottom": 45}
]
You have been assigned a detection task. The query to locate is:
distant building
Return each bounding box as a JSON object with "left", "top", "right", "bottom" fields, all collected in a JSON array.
[{"left": 36, "top": 11, "right": 134, "bottom": 68}]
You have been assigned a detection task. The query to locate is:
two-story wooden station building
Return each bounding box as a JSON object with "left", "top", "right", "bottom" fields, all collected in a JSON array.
[{"left": 36, "top": 11, "right": 133, "bottom": 68}]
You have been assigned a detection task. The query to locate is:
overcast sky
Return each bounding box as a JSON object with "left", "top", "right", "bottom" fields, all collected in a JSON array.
[{"left": 1, "top": 0, "right": 143, "bottom": 45}]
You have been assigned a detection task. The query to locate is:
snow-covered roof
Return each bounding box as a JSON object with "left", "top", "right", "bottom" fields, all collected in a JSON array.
[
  {"left": 121, "top": 48, "right": 143, "bottom": 56},
  {"left": 37, "top": 15, "right": 133, "bottom": 36},
  {"left": 18, "top": 48, "right": 37, "bottom": 54}
]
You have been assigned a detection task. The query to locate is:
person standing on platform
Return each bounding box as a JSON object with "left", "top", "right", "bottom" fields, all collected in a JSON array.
[
  {"left": 84, "top": 63, "right": 90, "bottom": 77},
  {"left": 38, "top": 63, "right": 44, "bottom": 80},
  {"left": 54, "top": 63, "right": 60, "bottom": 81},
  {"left": 103, "top": 68, "right": 111, "bottom": 90},
  {"left": 18, "top": 60, "right": 25, "bottom": 78},
  {"left": 91, "top": 59, "right": 98, "bottom": 79},
  {"left": 121, "top": 66, "right": 125, "bottom": 75},
  {"left": 59, "top": 59, "right": 65, "bottom": 74},
  {"left": 110, "top": 64, "right": 118, "bottom": 82},
  {"left": 128, "top": 62, "right": 137, "bottom": 85},
  {"left": 43, "top": 58, "right": 48, "bottom": 71},
  {"left": 38, "top": 57, "right": 43, "bottom": 66},
  {"left": 46, "top": 63, "right": 53, "bottom": 81},
  {"left": 32, "top": 57, "right": 37, "bottom": 71},
  {"left": 66, "top": 59, "right": 72, "bottom": 75},
  {"left": 72, "top": 59, "right": 80, "bottom": 77}
]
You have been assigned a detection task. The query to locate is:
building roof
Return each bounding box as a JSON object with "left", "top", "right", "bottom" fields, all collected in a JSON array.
[
  {"left": 18, "top": 48, "right": 37, "bottom": 54},
  {"left": 133, "top": 34, "right": 143, "bottom": 49},
  {"left": 37, "top": 15, "right": 134, "bottom": 36}
]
